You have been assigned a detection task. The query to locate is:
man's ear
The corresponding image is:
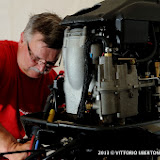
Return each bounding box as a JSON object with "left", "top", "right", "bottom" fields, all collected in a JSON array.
[{"left": 18, "top": 32, "right": 25, "bottom": 47}]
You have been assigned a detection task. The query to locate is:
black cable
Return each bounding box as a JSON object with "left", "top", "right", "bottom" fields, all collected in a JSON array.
[
  {"left": 77, "top": 35, "right": 109, "bottom": 119},
  {"left": 42, "top": 138, "right": 80, "bottom": 160},
  {"left": 77, "top": 39, "right": 92, "bottom": 119},
  {"left": 43, "top": 93, "right": 54, "bottom": 120},
  {"left": 55, "top": 72, "right": 64, "bottom": 80},
  {"left": 93, "top": 36, "right": 109, "bottom": 52},
  {"left": 137, "top": 24, "right": 157, "bottom": 63},
  {"left": 0, "top": 149, "right": 44, "bottom": 156},
  {"left": 42, "top": 142, "right": 61, "bottom": 150},
  {"left": 25, "top": 151, "right": 43, "bottom": 160},
  {"left": 146, "top": 60, "right": 152, "bottom": 72},
  {"left": 43, "top": 72, "right": 64, "bottom": 117}
]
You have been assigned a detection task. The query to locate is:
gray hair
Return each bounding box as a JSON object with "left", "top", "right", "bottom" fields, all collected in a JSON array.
[{"left": 23, "top": 12, "right": 65, "bottom": 49}]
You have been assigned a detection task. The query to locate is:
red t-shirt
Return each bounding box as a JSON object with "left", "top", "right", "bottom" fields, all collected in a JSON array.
[{"left": 0, "top": 40, "right": 57, "bottom": 140}]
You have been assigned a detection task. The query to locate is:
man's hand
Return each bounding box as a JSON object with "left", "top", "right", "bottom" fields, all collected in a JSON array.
[
  {"left": 0, "top": 124, "right": 31, "bottom": 160},
  {"left": 4, "top": 141, "right": 31, "bottom": 160}
]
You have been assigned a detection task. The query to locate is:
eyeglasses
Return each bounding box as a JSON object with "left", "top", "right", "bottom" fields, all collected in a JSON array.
[{"left": 27, "top": 42, "right": 59, "bottom": 69}]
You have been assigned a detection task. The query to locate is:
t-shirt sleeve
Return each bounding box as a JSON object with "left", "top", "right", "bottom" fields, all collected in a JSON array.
[
  {"left": 0, "top": 40, "right": 18, "bottom": 77},
  {"left": 0, "top": 42, "right": 6, "bottom": 74},
  {"left": 50, "top": 69, "right": 58, "bottom": 80}
]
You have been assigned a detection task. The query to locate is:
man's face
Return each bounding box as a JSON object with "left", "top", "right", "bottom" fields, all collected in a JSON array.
[{"left": 17, "top": 32, "right": 61, "bottom": 78}]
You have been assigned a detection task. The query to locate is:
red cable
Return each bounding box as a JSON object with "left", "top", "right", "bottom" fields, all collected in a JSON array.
[{"left": 28, "top": 135, "right": 35, "bottom": 156}]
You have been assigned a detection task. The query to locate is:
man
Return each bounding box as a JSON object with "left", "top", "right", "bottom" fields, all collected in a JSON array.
[{"left": 0, "top": 12, "right": 65, "bottom": 160}]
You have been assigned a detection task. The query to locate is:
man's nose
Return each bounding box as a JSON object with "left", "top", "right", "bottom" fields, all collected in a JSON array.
[
  {"left": 37, "top": 62, "right": 46, "bottom": 73},
  {"left": 37, "top": 60, "right": 46, "bottom": 72}
]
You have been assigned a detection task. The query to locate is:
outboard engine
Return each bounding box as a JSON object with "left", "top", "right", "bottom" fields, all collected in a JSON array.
[
  {"left": 21, "top": 1, "right": 160, "bottom": 160},
  {"left": 62, "top": 0, "right": 160, "bottom": 124}
]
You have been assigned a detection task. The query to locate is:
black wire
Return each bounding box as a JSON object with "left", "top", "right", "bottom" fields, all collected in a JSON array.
[
  {"left": 93, "top": 36, "right": 109, "bottom": 52},
  {"left": 25, "top": 151, "right": 43, "bottom": 160},
  {"left": 137, "top": 24, "right": 157, "bottom": 63},
  {"left": 0, "top": 149, "right": 45, "bottom": 156},
  {"left": 55, "top": 72, "right": 64, "bottom": 80},
  {"left": 77, "top": 35, "right": 109, "bottom": 119},
  {"left": 77, "top": 39, "right": 92, "bottom": 119},
  {"left": 25, "top": 141, "right": 62, "bottom": 160},
  {"left": 42, "top": 142, "right": 61, "bottom": 150},
  {"left": 42, "top": 138, "right": 80, "bottom": 160}
]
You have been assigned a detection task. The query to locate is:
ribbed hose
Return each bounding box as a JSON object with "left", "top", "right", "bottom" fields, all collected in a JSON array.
[
  {"left": 77, "top": 36, "right": 109, "bottom": 119},
  {"left": 77, "top": 39, "right": 92, "bottom": 119}
]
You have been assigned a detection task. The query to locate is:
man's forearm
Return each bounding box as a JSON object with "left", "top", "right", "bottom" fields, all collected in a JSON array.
[
  {"left": 0, "top": 123, "right": 31, "bottom": 160},
  {"left": 0, "top": 123, "right": 17, "bottom": 153}
]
